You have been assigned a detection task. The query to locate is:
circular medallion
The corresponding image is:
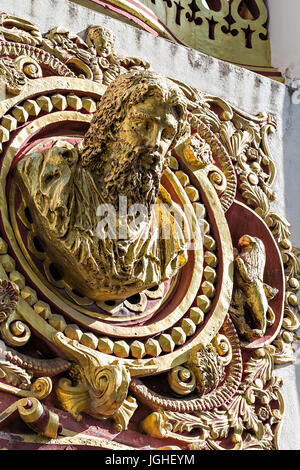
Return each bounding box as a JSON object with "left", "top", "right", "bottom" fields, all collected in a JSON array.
[{"left": 0, "top": 78, "right": 234, "bottom": 374}]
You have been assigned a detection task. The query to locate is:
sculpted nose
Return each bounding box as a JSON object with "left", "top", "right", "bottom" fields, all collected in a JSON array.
[{"left": 148, "top": 129, "right": 162, "bottom": 150}]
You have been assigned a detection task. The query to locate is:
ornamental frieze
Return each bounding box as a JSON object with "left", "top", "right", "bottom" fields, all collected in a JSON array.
[
  {"left": 0, "top": 12, "right": 298, "bottom": 450},
  {"left": 75, "top": 0, "right": 283, "bottom": 81}
]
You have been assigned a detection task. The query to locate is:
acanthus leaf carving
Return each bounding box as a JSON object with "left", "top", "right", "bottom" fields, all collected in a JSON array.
[
  {"left": 0, "top": 13, "right": 42, "bottom": 46},
  {"left": 54, "top": 332, "right": 137, "bottom": 429},
  {"left": 0, "top": 57, "right": 28, "bottom": 95},
  {"left": 0, "top": 279, "right": 19, "bottom": 323},
  {"left": 141, "top": 344, "right": 283, "bottom": 450},
  {"left": 0, "top": 359, "right": 32, "bottom": 388}
]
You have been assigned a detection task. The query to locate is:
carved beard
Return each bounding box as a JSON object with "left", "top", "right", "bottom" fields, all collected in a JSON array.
[{"left": 91, "top": 140, "right": 164, "bottom": 212}]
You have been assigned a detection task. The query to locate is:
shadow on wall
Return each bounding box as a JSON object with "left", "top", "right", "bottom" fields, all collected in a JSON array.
[
  {"left": 282, "top": 86, "right": 300, "bottom": 251},
  {"left": 280, "top": 86, "right": 300, "bottom": 449}
]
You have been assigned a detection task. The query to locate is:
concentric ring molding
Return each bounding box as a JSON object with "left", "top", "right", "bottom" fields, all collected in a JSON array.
[
  {"left": 0, "top": 77, "right": 234, "bottom": 375},
  {"left": 5, "top": 112, "right": 203, "bottom": 338}
]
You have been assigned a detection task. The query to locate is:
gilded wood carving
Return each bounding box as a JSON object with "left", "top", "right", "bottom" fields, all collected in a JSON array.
[
  {"left": 14, "top": 72, "right": 190, "bottom": 301},
  {"left": 0, "top": 12, "right": 297, "bottom": 451}
]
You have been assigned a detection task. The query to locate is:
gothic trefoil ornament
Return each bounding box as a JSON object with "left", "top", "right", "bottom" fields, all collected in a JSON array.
[{"left": 0, "top": 12, "right": 297, "bottom": 451}]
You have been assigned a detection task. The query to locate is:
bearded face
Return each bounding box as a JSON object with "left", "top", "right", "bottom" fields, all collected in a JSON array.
[
  {"left": 89, "top": 94, "right": 179, "bottom": 212},
  {"left": 92, "top": 139, "right": 163, "bottom": 212}
]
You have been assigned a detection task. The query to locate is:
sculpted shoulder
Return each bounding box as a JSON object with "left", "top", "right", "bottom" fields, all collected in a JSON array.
[{"left": 13, "top": 71, "right": 191, "bottom": 302}]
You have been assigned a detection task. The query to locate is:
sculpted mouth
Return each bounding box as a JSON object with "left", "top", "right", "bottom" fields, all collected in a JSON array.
[{"left": 140, "top": 153, "right": 160, "bottom": 166}]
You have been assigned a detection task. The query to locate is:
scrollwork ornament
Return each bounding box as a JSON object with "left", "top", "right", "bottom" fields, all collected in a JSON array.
[
  {"left": 87, "top": 363, "right": 130, "bottom": 418},
  {"left": 131, "top": 317, "right": 242, "bottom": 413},
  {"left": 17, "top": 397, "right": 61, "bottom": 438},
  {"left": 142, "top": 346, "right": 283, "bottom": 450},
  {"left": 55, "top": 377, "right": 89, "bottom": 422},
  {"left": 208, "top": 167, "right": 227, "bottom": 193},
  {"left": 0, "top": 312, "right": 31, "bottom": 348},
  {"left": 0, "top": 12, "right": 296, "bottom": 451},
  {"left": 212, "top": 334, "right": 232, "bottom": 366},
  {"left": 212, "top": 101, "right": 300, "bottom": 361},
  {"left": 0, "top": 372, "right": 52, "bottom": 400},
  {"left": 43, "top": 26, "right": 98, "bottom": 80},
  {"left": 0, "top": 279, "right": 19, "bottom": 323},
  {"left": 30, "top": 377, "right": 53, "bottom": 400},
  {"left": 113, "top": 396, "right": 138, "bottom": 431},
  {"left": 14, "top": 55, "right": 43, "bottom": 79},
  {"left": 187, "top": 342, "right": 226, "bottom": 397},
  {"left": 168, "top": 335, "right": 232, "bottom": 397},
  {"left": 0, "top": 57, "right": 27, "bottom": 95},
  {"left": 0, "top": 55, "right": 42, "bottom": 96},
  {"left": 168, "top": 366, "right": 196, "bottom": 396},
  {"left": 53, "top": 332, "right": 136, "bottom": 427}
]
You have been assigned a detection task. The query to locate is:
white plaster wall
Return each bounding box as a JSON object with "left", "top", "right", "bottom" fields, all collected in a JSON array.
[
  {"left": 1, "top": 0, "right": 300, "bottom": 450},
  {"left": 268, "top": 0, "right": 300, "bottom": 85}
]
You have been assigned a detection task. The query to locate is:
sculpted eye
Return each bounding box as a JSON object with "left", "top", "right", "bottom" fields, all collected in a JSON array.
[
  {"left": 162, "top": 126, "right": 176, "bottom": 141},
  {"left": 134, "top": 119, "right": 151, "bottom": 132}
]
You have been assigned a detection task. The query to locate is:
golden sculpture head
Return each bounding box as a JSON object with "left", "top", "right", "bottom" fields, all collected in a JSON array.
[
  {"left": 238, "top": 234, "right": 265, "bottom": 255},
  {"left": 86, "top": 25, "right": 116, "bottom": 57},
  {"left": 81, "top": 70, "right": 188, "bottom": 209}
]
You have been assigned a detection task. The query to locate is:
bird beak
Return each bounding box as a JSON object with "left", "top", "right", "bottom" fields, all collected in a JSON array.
[{"left": 238, "top": 235, "right": 251, "bottom": 248}]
